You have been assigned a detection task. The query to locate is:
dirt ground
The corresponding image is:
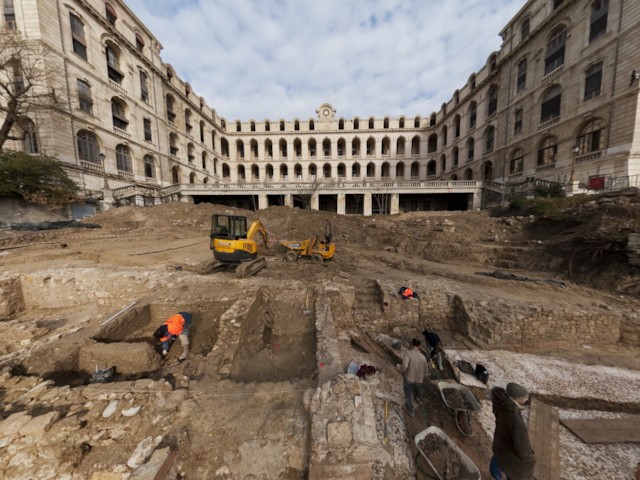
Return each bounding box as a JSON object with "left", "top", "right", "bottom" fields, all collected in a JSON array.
[{"left": 0, "top": 192, "right": 639, "bottom": 479}]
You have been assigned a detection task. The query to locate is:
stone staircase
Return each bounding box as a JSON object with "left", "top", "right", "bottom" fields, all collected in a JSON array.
[{"left": 351, "top": 279, "right": 384, "bottom": 326}]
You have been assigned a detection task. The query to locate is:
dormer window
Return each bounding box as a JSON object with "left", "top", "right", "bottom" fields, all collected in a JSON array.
[{"left": 105, "top": 2, "right": 117, "bottom": 26}]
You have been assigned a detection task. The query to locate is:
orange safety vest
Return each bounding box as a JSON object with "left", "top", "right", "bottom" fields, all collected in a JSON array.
[
  {"left": 160, "top": 313, "right": 185, "bottom": 342},
  {"left": 402, "top": 288, "right": 414, "bottom": 298}
]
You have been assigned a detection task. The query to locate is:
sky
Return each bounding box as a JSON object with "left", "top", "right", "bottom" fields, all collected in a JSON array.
[{"left": 126, "top": 0, "right": 526, "bottom": 121}]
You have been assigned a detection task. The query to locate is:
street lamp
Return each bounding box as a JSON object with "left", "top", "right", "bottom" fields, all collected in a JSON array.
[{"left": 569, "top": 145, "right": 580, "bottom": 185}]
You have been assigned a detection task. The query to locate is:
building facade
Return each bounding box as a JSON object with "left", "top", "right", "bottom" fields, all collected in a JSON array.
[{"left": 1, "top": 0, "right": 639, "bottom": 215}]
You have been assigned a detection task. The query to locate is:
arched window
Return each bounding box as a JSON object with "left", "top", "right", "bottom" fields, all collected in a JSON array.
[
  {"left": 115, "top": 144, "right": 132, "bottom": 172},
  {"left": 308, "top": 163, "right": 317, "bottom": 179},
  {"left": 220, "top": 138, "right": 229, "bottom": 157},
  {"left": 339, "top": 119, "right": 345, "bottom": 130},
  {"left": 135, "top": 32, "right": 145, "bottom": 51},
  {"left": 396, "top": 162, "right": 405, "bottom": 178},
  {"left": 381, "top": 137, "right": 390, "bottom": 156},
  {"left": 454, "top": 115, "right": 461, "bottom": 138},
  {"left": 541, "top": 85, "right": 561, "bottom": 123},
  {"left": 381, "top": 162, "right": 390, "bottom": 178},
  {"left": 337, "top": 138, "right": 346, "bottom": 156},
  {"left": 185, "top": 109, "right": 193, "bottom": 133},
  {"left": 201, "top": 151, "right": 207, "bottom": 169},
  {"left": 279, "top": 138, "right": 287, "bottom": 158},
  {"left": 294, "top": 139, "right": 302, "bottom": 158},
  {"left": 279, "top": 120, "right": 285, "bottom": 131},
  {"left": 70, "top": 13, "right": 87, "bottom": 60},
  {"left": 354, "top": 118, "right": 360, "bottom": 130},
  {"left": 222, "top": 163, "right": 230, "bottom": 179},
  {"left": 337, "top": 163, "right": 346, "bottom": 178},
  {"left": 366, "top": 162, "right": 375, "bottom": 178},
  {"left": 236, "top": 140, "right": 245, "bottom": 159},
  {"left": 322, "top": 138, "right": 331, "bottom": 157},
  {"left": 266, "top": 164, "right": 274, "bottom": 180},
  {"left": 469, "top": 102, "right": 477, "bottom": 129},
  {"left": 383, "top": 117, "right": 389, "bottom": 129},
  {"left": 111, "top": 97, "right": 128, "bottom": 130},
  {"left": 294, "top": 163, "right": 302, "bottom": 179},
  {"left": 464, "top": 168, "right": 473, "bottom": 180},
  {"left": 199, "top": 121, "right": 205, "bottom": 142},
  {"left": 411, "top": 136, "right": 420, "bottom": 155},
  {"left": 250, "top": 139, "right": 258, "bottom": 158},
  {"left": 414, "top": 116, "right": 420, "bottom": 128},
  {"left": 77, "top": 130, "right": 100, "bottom": 164},
  {"left": 105, "top": 2, "right": 117, "bottom": 25},
  {"left": 280, "top": 164, "right": 288, "bottom": 180},
  {"left": 366, "top": 137, "right": 375, "bottom": 156},
  {"left": 442, "top": 125, "right": 448, "bottom": 147},
  {"left": 396, "top": 137, "right": 406, "bottom": 156},
  {"left": 427, "top": 134, "right": 437, "bottom": 154},
  {"left": 545, "top": 26, "right": 567, "bottom": 75},
  {"left": 144, "top": 154, "right": 156, "bottom": 178},
  {"left": 485, "top": 126, "right": 495, "bottom": 153},
  {"left": 467, "top": 138, "right": 475, "bottom": 162},
  {"left": 189, "top": 172, "right": 196, "bottom": 184},
  {"left": 251, "top": 164, "right": 260, "bottom": 181},
  {"left": 323, "top": 163, "right": 331, "bottom": 178},
  {"left": 21, "top": 119, "right": 39, "bottom": 154},
  {"left": 410, "top": 161, "right": 420, "bottom": 178},
  {"left": 237, "top": 165, "right": 246, "bottom": 181},
  {"left": 368, "top": 117, "right": 375, "bottom": 129},
  {"left": 352, "top": 162, "right": 361, "bottom": 178},
  {"left": 537, "top": 136, "right": 557, "bottom": 166},
  {"left": 236, "top": 121, "right": 242, "bottom": 132},
  {"left": 483, "top": 161, "right": 493, "bottom": 180},
  {"left": 265, "top": 139, "right": 273, "bottom": 158},
  {"left": 521, "top": 18, "right": 530, "bottom": 41},
  {"left": 105, "top": 42, "right": 124, "bottom": 84},
  {"left": 172, "top": 166, "right": 181, "bottom": 184},
  {"left": 576, "top": 119, "right": 605, "bottom": 154},
  {"left": 430, "top": 113, "right": 436, "bottom": 127},
  {"left": 440, "top": 154, "right": 446, "bottom": 173},
  {"left": 309, "top": 120, "right": 315, "bottom": 131},
  {"left": 308, "top": 139, "right": 316, "bottom": 157},
  {"left": 453, "top": 147, "right": 459, "bottom": 167},
  {"left": 187, "top": 143, "right": 195, "bottom": 163},
  {"left": 352, "top": 138, "right": 361, "bottom": 156},
  {"left": 510, "top": 149, "right": 524, "bottom": 174},
  {"left": 427, "top": 160, "right": 436, "bottom": 177},
  {"left": 487, "top": 85, "right": 498, "bottom": 117},
  {"left": 399, "top": 117, "right": 405, "bottom": 129},
  {"left": 250, "top": 121, "right": 256, "bottom": 132},
  {"left": 166, "top": 94, "right": 176, "bottom": 123},
  {"left": 265, "top": 121, "right": 270, "bottom": 132}
]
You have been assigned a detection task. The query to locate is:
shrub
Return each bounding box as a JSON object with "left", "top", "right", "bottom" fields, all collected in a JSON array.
[{"left": 0, "top": 151, "right": 79, "bottom": 207}]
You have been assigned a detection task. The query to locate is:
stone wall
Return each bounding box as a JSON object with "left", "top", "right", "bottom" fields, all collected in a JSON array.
[
  {"left": 0, "top": 198, "right": 69, "bottom": 227},
  {"left": 620, "top": 312, "right": 640, "bottom": 347},
  {"left": 0, "top": 276, "right": 24, "bottom": 320},
  {"left": 629, "top": 233, "right": 640, "bottom": 267},
  {"left": 453, "top": 295, "right": 621, "bottom": 347}
]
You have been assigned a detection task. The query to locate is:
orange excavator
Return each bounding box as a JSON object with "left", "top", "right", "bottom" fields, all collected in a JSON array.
[{"left": 207, "top": 214, "right": 269, "bottom": 277}]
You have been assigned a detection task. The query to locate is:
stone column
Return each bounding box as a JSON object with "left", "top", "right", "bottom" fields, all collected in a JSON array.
[
  {"left": 337, "top": 193, "right": 346, "bottom": 215},
  {"left": 311, "top": 192, "right": 319, "bottom": 211},
  {"left": 284, "top": 194, "right": 293, "bottom": 208},
  {"left": 390, "top": 193, "right": 400, "bottom": 215},
  {"left": 363, "top": 193, "right": 372, "bottom": 216},
  {"left": 258, "top": 193, "right": 268, "bottom": 210}
]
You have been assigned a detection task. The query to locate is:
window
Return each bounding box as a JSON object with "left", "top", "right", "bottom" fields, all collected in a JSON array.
[
  {"left": 106, "top": 44, "right": 124, "bottom": 83},
  {"left": 399, "top": 118, "right": 405, "bottom": 128},
  {"left": 487, "top": 86, "right": 498, "bottom": 117},
  {"left": 77, "top": 79, "right": 93, "bottom": 113},
  {"left": 517, "top": 59, "right": 527, "bottom": 93},
  {"left": 510, "top": 150, "right": 524, "bottom": 174},
  {"left": 354, "top": 118, "right": 359, "bottom": 130},
  {"left": 105, "top": 2, "right": 117, "bottom": 26},
  {"left": 485, "top": 126, "right": 495, "bottom": 153},
  {"left": 70, "top": 13, "right": 87, "bottom": 60},
  {"left": 537, "top": 137, "right": 557, "bottom": 166},
  {"left": 384, "top": 117, "right": 389, "bottom": 129},
  {"left": 4, "top": 0, "right": 15, "bottom": 30},
  {"left": 166, "top": 94, "right": 176, "bottom": 123},
  {"left": 453, "top": 147, "right": 459, "bottom": 167},
  {"left": 467, "top": 138, "right": 475, "bottom": 162},
  {"left": 265, "top": 121, "right": 270, "bottom": 131},
  {"left": 309, "top": 120, "right": 314, "bottom": 131},
  {"left": 139, "top": 71, "right": 149, "bottom": 102},
  {"left": 279, "top": 121, "right": 285, "bottom": 131},
  {"left": 135, "top": 33, "right": 145, "bottom": 51},
  {"left": 143, "top": 118, "right": 152, "bottom": 141},
  {"left": 590, "top": 0, "right": 608, "bottom": 42},
  {"left": 553, "top": 0, "right": 564, "bottom": 9},
  {"left": 540, "top": 85, "right": 561, "bottom": 123},
  {"left": 22, "top": 119, "right": 39, "bottom": 154},
  {"left": 414, "top": 116, "right": 420, "bottom": 128},
  {"left": 584, "top": 63, "right": 603, "bottom": 100},
  {"left": 11, "top": 59, "right": 23, "bottom": 93},
  {"left": 430, "top": 114, "right": 436, "bottom": 127},
  {"left": 169, "top": 133, "right": 178, "bottom": 155},
  {"left": 116, "top": 144, "right": 132, "bottom": 172},
  {"left": 545, "top": 26, "right": 566, "bottom": 75},
  {"left": 144, "top": 155, "right": 155, "bottom": 178},
  {"left": 339, "top": 119, "right": 344, "bottom": 130},
  {"left": 454, "top": 115, "right": 461, "bottom": 138},
  {"left": 521, "top": 18, "right": 530, "bottom": 41},
  {"left": 77, "top": 130, "right": 100, "bottom": 163},
  {"left": 369, "top": 117, "right": 375, "bottom": 129},
  {"left": 514, "top": 108, "right": 523, "bottom": 135},
  {"left": 250, "top": 122, "right": 255, "bottom": 132},
  {"left": 187, "top": 143, "right": 195, "bottom": 163},
  {"left": 576, "top": 119, "right": 604, "bottom": 154},
  {"left": 294, "top": 120, "right": 299, "bottom": 131},
  {"left": 111, "top": 98, "right": 128, "bottom": 130},
  {"left": 186, "top": 109, "right": 193, "bottom": 133},
  {"left": 469, "top": 102, "right": 477, "bottom": 129}
]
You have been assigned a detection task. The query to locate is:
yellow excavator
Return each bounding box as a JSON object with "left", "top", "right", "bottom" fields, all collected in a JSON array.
[{"left": 207, "top": 214, "right": 269, "bottom": 277}]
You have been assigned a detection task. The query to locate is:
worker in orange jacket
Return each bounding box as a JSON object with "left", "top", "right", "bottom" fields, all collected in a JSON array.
[{"left": 153, "top": 312, "right": 192, "bottom": 361}]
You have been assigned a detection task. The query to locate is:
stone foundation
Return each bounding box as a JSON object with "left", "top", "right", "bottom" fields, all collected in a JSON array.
[{"left": 0, "top": 276, "right": 24, "bottom": 319}]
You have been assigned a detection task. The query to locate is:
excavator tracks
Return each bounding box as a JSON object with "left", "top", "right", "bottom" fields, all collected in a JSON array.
[{"left": 235, "top": 257, "right": 267, "bottom": 278}]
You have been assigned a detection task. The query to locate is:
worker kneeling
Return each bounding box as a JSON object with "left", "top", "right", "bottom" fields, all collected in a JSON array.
[{"left": 153, "top": 312, "right": 192, "bottom": 361}]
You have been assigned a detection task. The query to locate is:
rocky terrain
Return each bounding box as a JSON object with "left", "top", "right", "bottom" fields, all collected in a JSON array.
[{"left": 0, "top": 192, "right": 638, "bottom": 479}]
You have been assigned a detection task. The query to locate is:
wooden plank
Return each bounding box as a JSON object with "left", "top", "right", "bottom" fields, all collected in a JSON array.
[
  {"left": 560, "top": 418, "right": 640, "bottom": 444},
  {"left": 528, "top": 399, "right": 560, "bottom": 480}
]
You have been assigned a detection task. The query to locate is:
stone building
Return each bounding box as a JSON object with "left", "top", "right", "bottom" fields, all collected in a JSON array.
[{"left": 1, "top": 0, "right": 639, "bottom": 216}]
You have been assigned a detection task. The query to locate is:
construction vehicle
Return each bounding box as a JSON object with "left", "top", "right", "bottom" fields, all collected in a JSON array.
[
  {"left": 281, "top": 221, "right": 335, "bottom": 262},
  {"left": 208, "top": 214, "right": 269, "bottom": 277}
]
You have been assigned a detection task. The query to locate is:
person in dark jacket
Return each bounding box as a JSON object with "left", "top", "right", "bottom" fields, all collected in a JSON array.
[{"left": 490, "top": 382, "right": 536, "bottom": 480}]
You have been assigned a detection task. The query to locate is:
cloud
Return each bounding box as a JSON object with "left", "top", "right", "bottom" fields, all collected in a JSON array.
[{"left": 126, "top": 0, "right": 525, "bottom": 120}]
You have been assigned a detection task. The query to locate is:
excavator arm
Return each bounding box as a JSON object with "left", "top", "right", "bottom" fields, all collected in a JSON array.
[{"left": 246, "top": 220, "right": 269, "bottom": 250}]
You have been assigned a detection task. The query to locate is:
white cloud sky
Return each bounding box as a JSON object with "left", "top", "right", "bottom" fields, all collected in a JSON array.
[{"left": 126, "top": 0, "right": 526, "bottom": 121}]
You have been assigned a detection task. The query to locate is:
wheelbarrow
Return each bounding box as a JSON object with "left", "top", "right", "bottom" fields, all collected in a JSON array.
[
  {"left": 437, "top": 381, "right": 481, "bottom": 437},
  {"left": 414, "top": 426, "right": 481, "bottom": 480}
]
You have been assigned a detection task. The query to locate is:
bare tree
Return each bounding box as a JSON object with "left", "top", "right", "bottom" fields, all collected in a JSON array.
[
  {"left": 0, "top": 31, "right": 63, "bottom": 150},
  {"left": 293, "top": 177, "right": 321, "bottom": 210}
]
